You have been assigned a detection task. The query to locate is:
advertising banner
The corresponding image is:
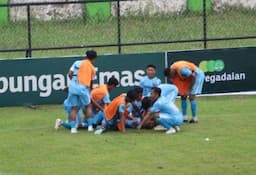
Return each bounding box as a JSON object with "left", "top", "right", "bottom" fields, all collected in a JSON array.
[
  {"left": 0, "top": 52, "right": 165, "bottom": 106},
  {"left": 167, "top": 47, "right": 256, "bottom": 94}
]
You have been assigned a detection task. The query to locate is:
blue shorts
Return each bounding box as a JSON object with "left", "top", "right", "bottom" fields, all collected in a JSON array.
[
  {"left": 63, "top": 98, "right": 83, "bottom": 124},
  {"left": 68, "top": 80, "right": 91, "bottom": 107},
  {"left": 190, "top": 69, "right": 205, "bottom": 95},
  {"left": 157, "top": 112, "right": 183, "bottom": 128}
]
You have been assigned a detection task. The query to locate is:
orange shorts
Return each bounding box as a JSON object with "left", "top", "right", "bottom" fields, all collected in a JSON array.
[{"left": 172, "top": 76, "right": 193, "bottom": 96}]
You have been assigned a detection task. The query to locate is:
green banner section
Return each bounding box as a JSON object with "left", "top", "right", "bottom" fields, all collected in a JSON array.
[
  {"left": 0, "top": 53, "right": 165, "bottom": 106},
  {"left": 167, "top": 47, "right": 256, "bottom": 94},
  {"left": 85, "top": 1, "right": 111, "bottom": 21},
  {"left": 0, "top": 0, "right": 8, "bottom": 26}
]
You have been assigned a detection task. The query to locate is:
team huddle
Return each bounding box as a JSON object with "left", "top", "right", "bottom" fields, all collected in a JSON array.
[{"left": 54, "top": 50, "right": 205, "bottom": 135}]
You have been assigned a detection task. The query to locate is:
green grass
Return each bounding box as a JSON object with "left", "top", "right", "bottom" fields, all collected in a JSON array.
[
  {"left": 0, "top": 9, "right": 255, "bottom": 59},
  {"left": 0, "top": 95, "right": 256, "bottom": 175}
]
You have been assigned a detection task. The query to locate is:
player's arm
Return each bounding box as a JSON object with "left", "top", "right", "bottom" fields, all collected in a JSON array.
[
  {"left": 91, "top": 98, "right": 105, "bottom": 112},
  {"left": 68, "top": 70, "right": 73, "bottom": 80},
  {"left": 137, "top": 110, "right": 151, "bottom": 130},
  {"left": 119, "top": 111, "right": 126, "bottom": 133},
  {"left": 190, "top": 71, "right": 196, "bottom": 89},
  {"left": 131, "top": 101, "right": 140, "bottom": 114}
]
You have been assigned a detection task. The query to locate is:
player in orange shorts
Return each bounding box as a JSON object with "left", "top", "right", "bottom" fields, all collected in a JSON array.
[{"left": 164, "top": 60, "right": 205, "bottom": 123}]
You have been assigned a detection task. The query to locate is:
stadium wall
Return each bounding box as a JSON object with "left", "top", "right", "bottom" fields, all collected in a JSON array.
[
  {"left": 0, "top": 47, "right": 255, "bottom": 107},
  {"left": 7, "top": 0, "right": 256, "bottom": 21}
]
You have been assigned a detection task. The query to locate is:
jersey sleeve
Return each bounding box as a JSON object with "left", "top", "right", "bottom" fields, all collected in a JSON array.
[
  {"left": 118, "top": 104, "right": 125, "bottom": 113},
  {"left": 149, "top": 102, "right": 160, "bottom": 113},
  {"left": 102, "top": 93, "right": 111, "bottom": 104}
]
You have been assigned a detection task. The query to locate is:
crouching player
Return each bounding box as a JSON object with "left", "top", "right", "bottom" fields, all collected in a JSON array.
[
  {"left": 137, "top": 87, "right": 183, "bottom": 134},
  {"left": 94, "top": 90, "right": 138, "bottom": 135},
  {"left": 153, "top": 83, "right": 179, "bottom": 131},
  {"left": 87, "top": 76, "right": 119, "bottom": 131},
  {"left": 125, "top": 86, "right": 144, "bottom": 129}
]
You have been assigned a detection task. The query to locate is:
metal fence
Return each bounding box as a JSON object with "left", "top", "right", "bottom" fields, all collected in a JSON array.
[{"left": 0, "top": 0, "right": 256, "bottom": 58}]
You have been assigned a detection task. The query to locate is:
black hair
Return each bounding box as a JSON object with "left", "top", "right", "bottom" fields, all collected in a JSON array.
[
  {"left": 133, "top": 86, "right": 143, "bottom": 94},
  {"left": 164, "top": 67, "right": 170, "bottom": 77},
  {"left": 151, "top": 87, "right": 161, "bottom": 96},
  {"left": 146, "top": 64, "right": 156, "bottom": 69},
  {"left": 107, "top": 76, "right": 119, "bottom": 86},
  {"left": 126, "top": 89, "right": 138, "bottom": 102},
  {"left": 142, "top": 97, "right": 153, "bottom": 110},
  {"left": 86, "top": 49, "right": 97, "bottom": 59}
]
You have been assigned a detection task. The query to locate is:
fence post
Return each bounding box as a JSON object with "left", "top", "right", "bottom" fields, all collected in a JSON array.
[
  {"left": 26, "top": 5, "right": 32, "bottom": 58},
  {"left": 117, "top": 0, "right": 121, "bottom": 54},
  {"left": 203, "top": 0, "right": 207, "bottom": 49}
]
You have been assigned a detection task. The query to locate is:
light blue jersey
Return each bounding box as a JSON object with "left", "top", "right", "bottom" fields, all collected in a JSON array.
[
  {"left": 69, "top": 60, "right": 82, "bottom": 82},
  {"left": 67, "top": 60, "right": 91, "bottom": 107},
  {"left": 149, "top": 97, "right": 183, "bottom": 127},
  {"left": 97, "top": 93, "right": 111, "bottom": 105},
  {"left": 139, "top": 76, "right": 161, "bottom": 97},
  {"left": 158, "top": 84, "right": 178, "bottom": 103}
]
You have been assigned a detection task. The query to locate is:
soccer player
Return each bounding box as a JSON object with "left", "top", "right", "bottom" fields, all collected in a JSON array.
[
  {"left": 137, "top": 87, "right": 183, "bottom": 134},
  {"left": 139, "top": 64, "right": 161, "bottom": 97},
  {"left": 125, "top": 86, "right": 143, "bottom": 128},
  {"left": 158, "top": 83, "right": 178, "bottom": 103},
  {"left": 94, "top": 90, "right": 138, "bottom": 135},
  {"left": 87, "top": 76, "right": 119, "bottom": 131},
  {"left": 164, "top": 60, "right": 205, "bottom": 123},
  {"left": 66, "top": 49, "right": 97, "bottom": 133},
  {"left": 55, "top": 52, "right": 89, "bottom": 132}
]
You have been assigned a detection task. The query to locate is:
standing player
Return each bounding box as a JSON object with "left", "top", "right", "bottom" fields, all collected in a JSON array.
[
  {"left": 137, "top": 87, "right": 183, "bottom": 134},
  {"left": 66, "top": 49, "right": 97, "bottom": 133},
  {"left": 87, "top": 76, "right": 119, "bottom": 131},
  {"left": 164, "top": 60, "right": 205, "bottom": 123},
  {"left": 139, "top": 64, "right": 161, "bottom": 97}
]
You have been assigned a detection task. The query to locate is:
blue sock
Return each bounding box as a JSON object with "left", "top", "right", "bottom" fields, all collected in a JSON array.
[
  {"left": 190, "top": 100, "right": 197, "bottom": 117},
  {"left": 70, "top": 121, "right": 77, "bottom": 128},
  {"left": 62, "top": 122, "right": 71, "bottom": 129},
  {"left": 181, "top": 99, "right": 187, "bottom": 116}
]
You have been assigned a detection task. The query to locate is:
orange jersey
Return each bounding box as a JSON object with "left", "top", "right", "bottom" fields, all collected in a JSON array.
[
  {"left": 104, "top": 93, "right": 126, "bottom": 121},
  {"left": 77, "top": 59, "right": 95, "bottom": 87},
  {"left": 91, "top": 85, "right": 108, "bottom": 102},
  {"left": 170, "top": 61, "right": 197, "bottom": 96},
  {"left": 171, "top": 60, "right": 197, "bottom": 78}
]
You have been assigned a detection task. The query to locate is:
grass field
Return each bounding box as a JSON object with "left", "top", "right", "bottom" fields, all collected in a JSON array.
[
  {"left": 0, "top": 10, "right": 255, "bottom": 59},
  {"left": 0, "top": 95, "right": 255, "bottom": 175}
]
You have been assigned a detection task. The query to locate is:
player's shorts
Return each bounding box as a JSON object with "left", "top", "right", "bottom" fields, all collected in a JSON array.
[
  {"left": 68, "top": 80, "right": 91, "bottom": 107},
  {"left": 158, "top": 112, "right": 183, "bottom": 126},
  {"left": 172, "top": 76, "right": 193, "bottom": 96},
  {"left": 190, "top": 69, "right": 205, "bottom": 95}
]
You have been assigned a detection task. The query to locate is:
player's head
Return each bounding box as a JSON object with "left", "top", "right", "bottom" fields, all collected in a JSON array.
[
  {"left": 164, "top": 67, "right": 175, "bottom": 78},
  {"left": 142, "top": 97, "right": 153, "bottom": 110},
  {"left": 146, "top": 64, "right": 157, "bottom": 79},
  {"left": 133, "top": 86, "right": 143, "bottom": 100},
  {"left": 86, "top": 49, "right": 97, "bottom": 62},
  {"left": 151, "top": 87, "right": 161, "bottom": 101},
  {"left": 164, "top": 67, "right": 170, "bottom": 77},
  {"left": 107, "top": 76, "right": 119, "bottom": 91},
  {"left": 125, "top": 89, "right": 138, "bottom": 103}
]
